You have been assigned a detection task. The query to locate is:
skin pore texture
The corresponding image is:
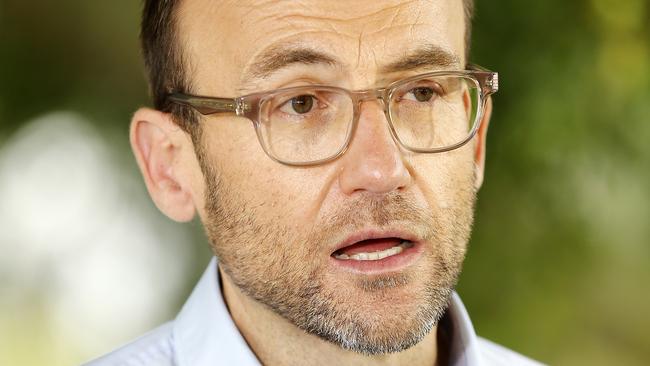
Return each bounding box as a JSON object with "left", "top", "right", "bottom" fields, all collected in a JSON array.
[{"left": 130, "top": 1, "right": 492, "bottom": 365}]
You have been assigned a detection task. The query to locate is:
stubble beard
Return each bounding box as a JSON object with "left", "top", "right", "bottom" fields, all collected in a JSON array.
[{"left": 198, "top": 155, "right": 476, "bottom": 355}]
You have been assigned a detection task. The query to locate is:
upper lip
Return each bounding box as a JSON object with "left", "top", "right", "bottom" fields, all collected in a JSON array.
[{"left": 330, "top": 229, "right": 420, "bottom": 255}]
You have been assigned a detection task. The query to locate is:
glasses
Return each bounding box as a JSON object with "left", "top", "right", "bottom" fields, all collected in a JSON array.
[{"left": 165, "top": 66, "right": 498, "bottom": 166}]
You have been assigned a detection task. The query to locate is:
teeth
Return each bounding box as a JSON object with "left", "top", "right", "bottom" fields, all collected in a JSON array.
[
  {"left": 355, "top": 253, "right": 369, "bottom": 260},
  {"left": 334, "top": 240, "right": 413, "bottom": 261}
]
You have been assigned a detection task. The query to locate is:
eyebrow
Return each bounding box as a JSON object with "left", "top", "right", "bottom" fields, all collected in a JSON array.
[
  {"left": 380, "top": 45, "right": 461, "bottom": 74},
  {"left": 242, "top": 45, "right": 338, "bottom": 83},
  {"left": 240, "top": 43, "right": 461, "bottom": 86}
]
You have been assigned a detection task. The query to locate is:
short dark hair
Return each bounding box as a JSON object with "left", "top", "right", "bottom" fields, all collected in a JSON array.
[
  {"left": 141, "top": 0, "right": 199, "bottom": 135},
  {"left": 140, "top": 0, "right": 475, "bottom": 133}
]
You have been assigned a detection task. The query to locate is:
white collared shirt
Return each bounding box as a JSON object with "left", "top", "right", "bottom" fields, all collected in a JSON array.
[{"left": 84, "top": 257, "right": 543, "bottom": 366}]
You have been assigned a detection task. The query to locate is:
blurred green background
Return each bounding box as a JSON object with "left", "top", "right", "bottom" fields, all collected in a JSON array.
[{"left": 1, "top": 0, "right": 648, "bottom": 365}]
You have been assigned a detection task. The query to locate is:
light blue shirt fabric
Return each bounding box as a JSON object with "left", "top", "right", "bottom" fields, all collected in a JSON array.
[{"left": 84, "top": 257, "right": 543, "bottom": 366}]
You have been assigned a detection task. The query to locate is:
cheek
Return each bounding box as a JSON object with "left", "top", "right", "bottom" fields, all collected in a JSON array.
[
  {"left": 201, "top": 118, "right": 335, "bottom": 241},
  {"left": 216, "top": 154, "right": 323, "bottom": 230},
  {"left": 411, "top": 146, "right": 476, "bottom": 207}
]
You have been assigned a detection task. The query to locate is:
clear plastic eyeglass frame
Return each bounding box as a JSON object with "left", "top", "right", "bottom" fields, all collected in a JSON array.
[{"left": 165, "top": 65, "right": 499, "bottom": 166}]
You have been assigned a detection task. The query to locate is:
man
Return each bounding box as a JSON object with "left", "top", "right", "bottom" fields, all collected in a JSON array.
[{"left": 87, "top": 0, "right": 541, "bottom": 365}]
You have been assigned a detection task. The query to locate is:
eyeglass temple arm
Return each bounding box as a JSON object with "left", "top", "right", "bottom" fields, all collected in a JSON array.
[
  {"left": 166, "top": 93, "right": 240, "bottom": 115},
  {"left": 466, "top": 64, "right": 499, "bottom": 95}
]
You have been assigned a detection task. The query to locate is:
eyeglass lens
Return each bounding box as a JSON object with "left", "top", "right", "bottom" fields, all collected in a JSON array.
[{"left": 257, "top": 75, "right": 480, "bottom": 164}]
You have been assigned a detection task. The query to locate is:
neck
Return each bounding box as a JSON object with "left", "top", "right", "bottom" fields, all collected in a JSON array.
[{"left": 219, "top": 266, "right": 440, "bottom": 366}]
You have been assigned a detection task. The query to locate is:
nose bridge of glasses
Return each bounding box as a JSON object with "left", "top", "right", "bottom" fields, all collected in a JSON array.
[
  {"left": 349, "top": 87, "right": 401, "bottom": 152},
  {"left": 352, "top": 88, "right": 388, "bottom": 104},
  {"left": 350, "top": 88, "right": 391, "bottom": 119}
]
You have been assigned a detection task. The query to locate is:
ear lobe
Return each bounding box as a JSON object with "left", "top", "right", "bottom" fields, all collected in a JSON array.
[
  {"left": 473, "top": 97, "right": 492, "bottom": 190},
  {"left": 130, "top": 108, "right": 196, "bottom": 222}
]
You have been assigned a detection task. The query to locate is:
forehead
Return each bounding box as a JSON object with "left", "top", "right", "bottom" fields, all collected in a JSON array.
[{"left": 177, "top": 0, "right": 466, "bottom": 93}]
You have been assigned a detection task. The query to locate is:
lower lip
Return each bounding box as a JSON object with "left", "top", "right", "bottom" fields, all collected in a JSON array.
[{"left": 329, "top": 241, "right": 424, "bottom": 275}]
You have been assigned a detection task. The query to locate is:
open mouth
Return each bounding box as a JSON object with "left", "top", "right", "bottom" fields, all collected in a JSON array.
[
  {"left": 329, "top": 232, "right": 423, "bottom": 274},
  {"left": 331, "top": 238, "right": 415, "bottom": 261}
]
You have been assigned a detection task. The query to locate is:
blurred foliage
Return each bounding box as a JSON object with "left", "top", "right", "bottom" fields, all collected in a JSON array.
[
  {"left": 460, "top": 0, "right": 650, "bottom": 364},
  {"left": 1, "top": 0, "right": 649, "bottom": 365},
  {"left": 0, "top": 1, "right": 148, "bottom": 138}
]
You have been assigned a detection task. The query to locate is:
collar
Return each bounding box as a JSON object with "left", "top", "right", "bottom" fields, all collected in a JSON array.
[
  {"left": 172, "top": 257, "right": 259, "bottom": 366},
  {"left": 173, "top": 257, "right": 483, "bottom": 366}
]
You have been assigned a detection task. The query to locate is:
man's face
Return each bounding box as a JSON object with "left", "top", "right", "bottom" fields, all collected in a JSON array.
[{"left": 179, "top": 0, "right": 476, "bottom": 354}]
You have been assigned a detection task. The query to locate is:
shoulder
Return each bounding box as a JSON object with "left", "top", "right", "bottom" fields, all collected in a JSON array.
[
  {"left": 81, "top": 322, "right": 176, "bottom": 366},
  {"left": 476, "top": 337, "right": 546, "bottom": 366}
]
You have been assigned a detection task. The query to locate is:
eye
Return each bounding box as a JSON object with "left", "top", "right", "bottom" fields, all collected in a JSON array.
[
  {"left": 410, "top": 87, "right": 434, "bottom": 102},
  {"left": 402, "top": 83, "right": 445, "bottom": 102},
  {"left": 279, "top": 94, "right": 316, "bottom": 115}
]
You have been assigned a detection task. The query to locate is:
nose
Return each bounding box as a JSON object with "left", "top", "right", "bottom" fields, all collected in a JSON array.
[{"left": 338, "top": 98, "right": 411, "bottom": 195}]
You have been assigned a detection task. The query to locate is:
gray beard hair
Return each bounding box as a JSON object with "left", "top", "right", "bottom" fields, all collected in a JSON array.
[{"left": 300, "top": 274, "right": 455, "bottom": 355}]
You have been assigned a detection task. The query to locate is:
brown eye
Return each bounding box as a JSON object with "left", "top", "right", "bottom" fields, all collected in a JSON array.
[
  {"left": 290, "top": 95, "right": 314, "bottom": 114},
  {"left": 411, "top": 87, "right": 435, "bottom": 102}
]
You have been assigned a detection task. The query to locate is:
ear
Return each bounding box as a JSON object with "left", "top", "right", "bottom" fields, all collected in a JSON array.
[
  {"left": 474, "top": 97, "right": 492, "bottom": 190},
  {"left": 130, "top": 108, "right": 197, "bottom": 222}
]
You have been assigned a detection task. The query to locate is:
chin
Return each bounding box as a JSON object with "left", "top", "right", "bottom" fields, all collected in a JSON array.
[
  {"left": 313, "top": 300, "right": 439, "bottom": 356},
  {"left": 306, "top": 273, "right": 447, "bottom": 355}
]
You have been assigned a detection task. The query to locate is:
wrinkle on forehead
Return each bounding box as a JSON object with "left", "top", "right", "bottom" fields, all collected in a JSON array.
[
  {"left": 242, "top": 0, "right": 436, "bottom": 40},
  {"left": 179, "top": 0, "right": 464, "bottom": 93},
  {"left": 240, "top": 0, "right": 423, "bottom": 23},
  {"left": 244, "top": 2, "right": 452, "bottom": 70}
]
